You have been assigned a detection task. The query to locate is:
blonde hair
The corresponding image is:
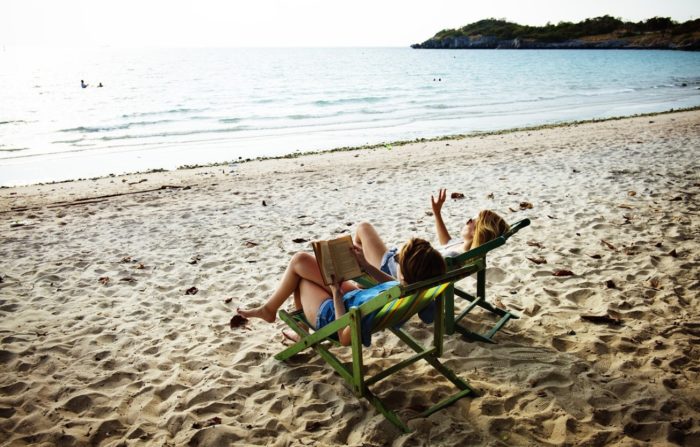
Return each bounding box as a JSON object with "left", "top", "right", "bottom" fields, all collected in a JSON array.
[
  {"left": 398, "top": 238, "right": 446, "bottom": 284},
  {"left": 471, "top": 210, "right": 510, "bottom": 249}
]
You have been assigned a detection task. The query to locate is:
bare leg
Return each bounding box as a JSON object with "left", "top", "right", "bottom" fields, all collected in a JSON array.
[
  {"left": 282, "top": 279, "right": 336, "bottom": 342},
  {"left": 354, "top": 222, "right": 389, "bottom": 269},
  {"left": 297, "top": 279, "right": 334, "bottom": 329},
  {"left": 238, "top": 252, "right": 357, "bottom": 322},
  {"left": 238, "top": 252, "right": 323, "bottom": 322}
]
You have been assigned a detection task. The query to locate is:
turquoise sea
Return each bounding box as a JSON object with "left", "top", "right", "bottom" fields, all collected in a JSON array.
[{"left": 1, "top": 47, "right": 700, "bottom": 186}]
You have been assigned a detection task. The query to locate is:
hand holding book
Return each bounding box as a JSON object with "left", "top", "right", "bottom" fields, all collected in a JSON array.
[{"left": 312, "top": 235, "right": 363, "bottom": 286}]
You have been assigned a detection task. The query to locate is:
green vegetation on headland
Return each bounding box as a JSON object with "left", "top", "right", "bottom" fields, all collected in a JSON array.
[{"left": 412, "top": 16, "right": 700, "bottom": 50}]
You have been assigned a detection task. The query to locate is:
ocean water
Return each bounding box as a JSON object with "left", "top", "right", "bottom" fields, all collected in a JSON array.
[{"left": 1, "top": 47, "right": 700, "bottom": 186}]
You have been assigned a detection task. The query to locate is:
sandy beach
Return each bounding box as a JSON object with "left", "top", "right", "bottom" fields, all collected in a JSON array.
[{"left": 1, "top": 109, "right": 699, "bottom": 446}]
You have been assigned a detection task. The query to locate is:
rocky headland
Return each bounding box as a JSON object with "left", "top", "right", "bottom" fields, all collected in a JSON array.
[{"left": 412, "top": 16, "right": 700, "bottom": 50}]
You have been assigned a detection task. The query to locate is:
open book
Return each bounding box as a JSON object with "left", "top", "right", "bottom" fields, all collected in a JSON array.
[{"left": 312, "top": 235, "right": 363, "bottom": 285}]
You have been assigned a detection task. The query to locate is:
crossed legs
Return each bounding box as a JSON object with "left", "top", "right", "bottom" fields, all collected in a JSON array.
[
  {"left": 238, "top": 222, "right": 390, "bottom": 327},
  {"left": 238, "top": 251, "right": 357, "bottom": 327}
]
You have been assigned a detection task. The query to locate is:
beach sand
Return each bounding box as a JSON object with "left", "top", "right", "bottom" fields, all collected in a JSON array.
[{"left": 1, "top": 110, "right": 699, "bottom": 446}]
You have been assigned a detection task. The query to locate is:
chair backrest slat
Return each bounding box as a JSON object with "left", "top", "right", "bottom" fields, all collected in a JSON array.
[
  {"left": 355, "top": 219, "right": 531, "bottom": 335},
  {"left": 371, "top": 282, "right": 449, "bottom": 333}
]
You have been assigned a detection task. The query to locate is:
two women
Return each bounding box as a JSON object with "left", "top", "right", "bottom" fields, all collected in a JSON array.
[{"left": 238, "top": 189, "right": 510, "bottom": 344}]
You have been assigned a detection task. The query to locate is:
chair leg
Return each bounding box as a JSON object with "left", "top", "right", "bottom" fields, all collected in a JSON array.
[
  {"left": 393, "top": 327, "right": 477, "bottom": 405},
  {"left": 365, "top": 389, "right": 411, "bottom": 433},
  {"left": 455, "top": 324, "right": 497, "bottom": 344},
  {"left": 349, "top": 308, "right": 365, "bottom": 398},
  {"left": 444, "top": 284, "right": 456, "bottom": 336},
  {"left": 484, "top": 313, "right": 516, "bottom": 340},
  {"left": 450, "top": 282, "right": 520, "bottom": 343},
  {"left": 476, "top": 269, "right": 486, "bottom": 301},
  {"left": 420, "top": 387, "right": 474, "bottom": 418}
]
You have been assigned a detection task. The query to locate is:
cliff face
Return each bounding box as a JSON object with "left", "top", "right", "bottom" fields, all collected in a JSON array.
[{"left": 412, "top": 35, "right": 700, "bottom": 50}]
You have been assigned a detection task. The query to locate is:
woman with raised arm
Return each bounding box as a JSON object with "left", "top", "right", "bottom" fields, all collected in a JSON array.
[
  {"left": 429, "top": 188, "right": 510, "bottom": 256},
  {"left": 353, "top": 188, "right": 510, "bottom": 280}
]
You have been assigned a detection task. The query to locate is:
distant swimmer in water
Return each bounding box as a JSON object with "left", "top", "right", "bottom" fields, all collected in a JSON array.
[
  {"left": 81, "top": 80, "right": 88, "bottom": 88},
  {"left": 98, "top": 82, "right": 103, "bottom": 88}
]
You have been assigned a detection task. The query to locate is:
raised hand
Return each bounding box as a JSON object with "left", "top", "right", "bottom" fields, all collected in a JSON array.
[{"left": 430, "top": 188, "right": 447, "bottom": 215}]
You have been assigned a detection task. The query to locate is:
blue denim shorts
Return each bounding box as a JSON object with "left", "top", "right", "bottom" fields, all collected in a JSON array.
[
  {"left": 379, "top": 247, "right": 399, "bottom": 278},
  {"left": 315, "top": 298, "right": 335, "bottom": 330}
]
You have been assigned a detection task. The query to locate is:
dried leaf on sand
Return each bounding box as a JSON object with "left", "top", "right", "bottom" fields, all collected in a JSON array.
[
  {"left": 519, "top": 202, "right": 533, "bottom": 210},
  {"left": 292, "top": 238, "right": 308, "bottom": 243},
  {"left": 230, "top": 314, "right": 249, "bottom": 329},
  {"left": 527, "top": 256, "right": 547, "bottom": 265},
  {"left": 552, "top": 269, "right": 574, "bottom": 277},
  {"left": 600, "top": 239, "right": 616, "bottom": 250},
  {"left": 450, "top": 192, "right": 465, "bottom": 199},
  {"left": 185, "top": 286, "right": 198, "bottom": 295},
  {"left": 98, "top": 277, "right": 110, "bottom": 285}
]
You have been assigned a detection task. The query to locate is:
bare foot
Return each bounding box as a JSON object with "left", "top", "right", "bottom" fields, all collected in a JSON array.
[
  {"left": 282, "top": 329, "right": 300, "bottom": 343},
  {"left": 237, "top": 305, "right": 276, "bottom": 323}
]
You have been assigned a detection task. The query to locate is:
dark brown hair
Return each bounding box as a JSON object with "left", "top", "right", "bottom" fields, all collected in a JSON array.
[{"left": 398, "top": 238, "right": 446, "bottom": 284}]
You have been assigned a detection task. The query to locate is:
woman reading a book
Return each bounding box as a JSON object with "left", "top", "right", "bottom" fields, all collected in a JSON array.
[
  {"left": 356, "top": 188, "right": 510, "bottom": 279},
  {"left": 237, "top": 238, "right": 445, "bottom": 346}
]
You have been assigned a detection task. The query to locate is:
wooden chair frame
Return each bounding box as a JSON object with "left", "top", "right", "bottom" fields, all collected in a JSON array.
[
  {"left": 275, "top": 261, "right": 484, "bottom": 432},
  {"left": 443, "top": 218, "right": 530, "bottom": 343}
]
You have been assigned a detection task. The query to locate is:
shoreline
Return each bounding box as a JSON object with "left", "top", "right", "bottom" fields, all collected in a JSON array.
[
  {"left": 1, "top": 108, "right": 699, "bottom": 445},
  {"left": 2, "top": 105, "right": 699, "bottom": 190}
]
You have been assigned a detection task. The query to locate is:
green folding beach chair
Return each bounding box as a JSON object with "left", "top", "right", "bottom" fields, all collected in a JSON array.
[
  {"left": 443, "top": 218, "right": 530, "bottom": 343},
  {"left": 275, "top": 261, "right": 484, "bottom": 433}
]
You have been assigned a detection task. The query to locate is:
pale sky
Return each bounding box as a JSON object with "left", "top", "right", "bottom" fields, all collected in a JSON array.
[{"left": 2, "top": 0, "right": 698, "bottom": 48}]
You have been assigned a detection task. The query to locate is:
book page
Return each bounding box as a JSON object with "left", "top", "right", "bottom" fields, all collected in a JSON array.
[
  {"left": 313, "top": 241, "right": 335, "bottom": 285},
  {"left": 327, "top": 236, "right": 362, "bottom": 281}
]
